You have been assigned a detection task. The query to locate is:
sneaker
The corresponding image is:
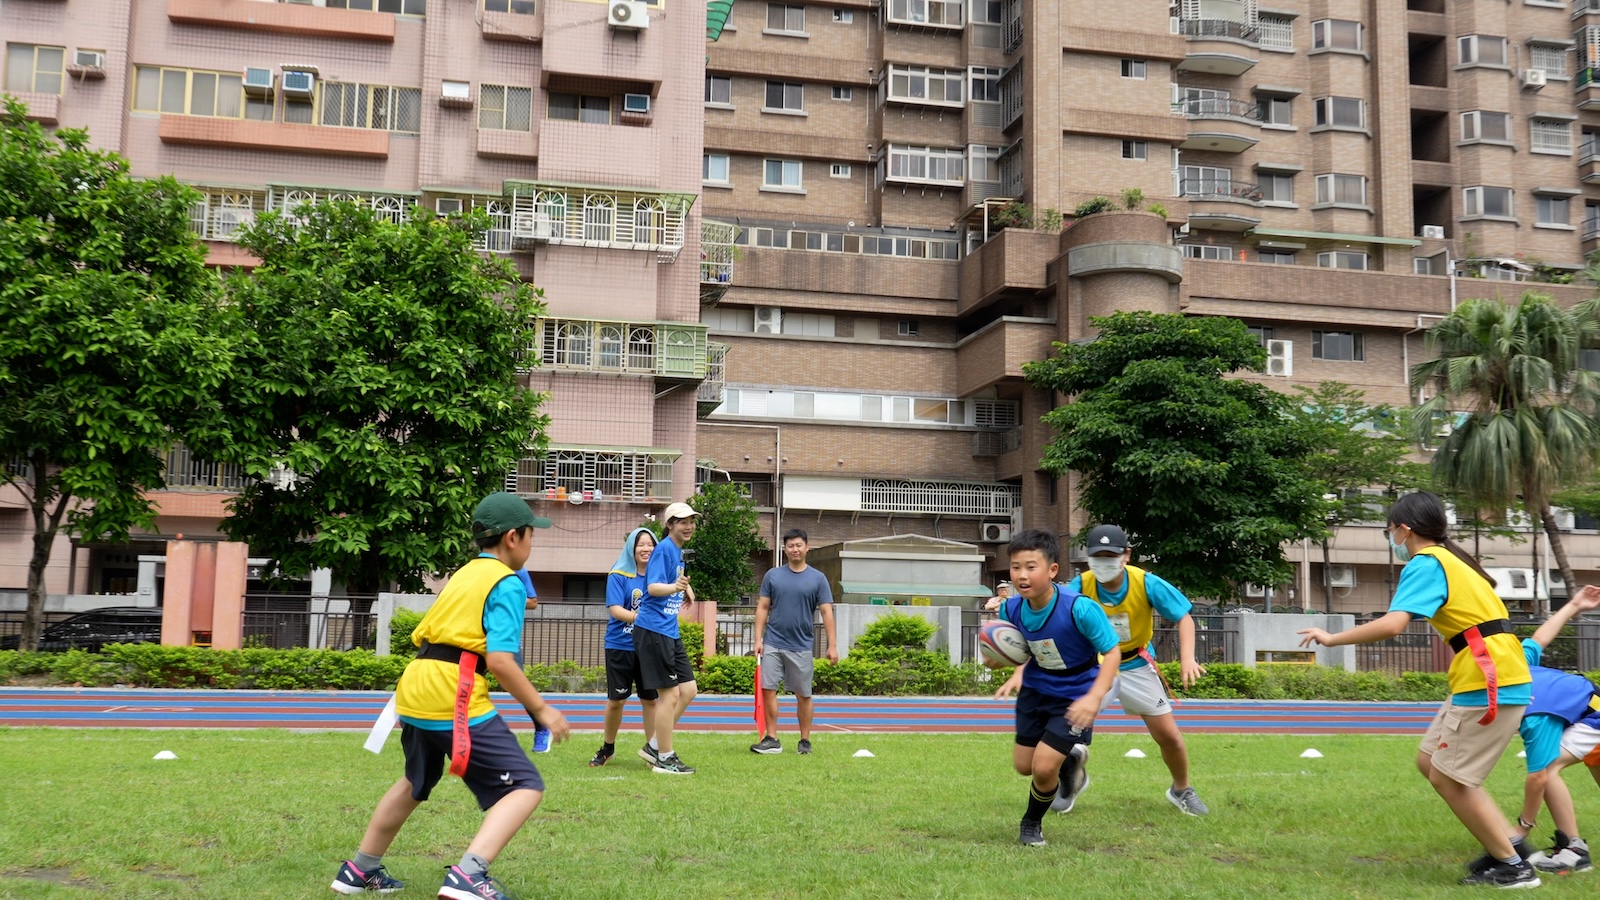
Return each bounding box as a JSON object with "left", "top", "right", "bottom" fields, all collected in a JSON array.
[
  {"left": 1165, "top": 785, "right": 1210, "bottom": 817},
  {"left": 638, "top": 743, "right": 659, "bottom": 765},
  {"left": 1018, "top": 819, "right": 1048, "bottom": 847},
  {"left": 331, "top": 860, "right": 404, "bottom": 894},
  {"left": 438, "top": 866, "right": 507, "bottom": 900},
  {"left": 1052, "top": 744, "right": 1089, "bottom": 814},
  {"left": 1534, "top": 836, "right": 1592, "bottom": 874},
  {"left": 797, "top": 739, "right": 812, "bottom": 755},
  {"left": 588, "top": 743, "right": 615, "bottom": 767},
  {"left": 750, "top": 735, "right": 783, "bottom": 754},
  {"left": 651, "top": 753, "right": 696, "bottom": 775},
  {"left": 1468, "top": 838, "right": 1534, "bottom": 875},
  {"left": 1459, "top": 860, "right": 1540, "bottom": 889}
]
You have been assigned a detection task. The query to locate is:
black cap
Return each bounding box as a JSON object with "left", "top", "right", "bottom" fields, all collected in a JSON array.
[{"left": 1085, "top": 524, "right": 1129, "bottom": 555}]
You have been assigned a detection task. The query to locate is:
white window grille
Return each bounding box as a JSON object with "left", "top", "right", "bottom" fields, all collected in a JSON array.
[
  {"left": 479, "top": 84, "right": 533, "bottom": 131},
  {"left": 320, "top": 82, "right": 422, "bottom": 132},
  {"left": 633, "top": 198, "right": 666, "bottom": 246},
  {"left": 164, "top": 443, "right": 250, "bottom": 492},
  {"left": 505, "top": 447, "right": 679, "bottom": 503},
  {"left": 1257, "top": 14, "right": 1292, "bottom": 51},
  {"left": 1529, "top": 44, "right": 1567, "bottom": 78},
  {"left": 1530, "top": 119, "right": 1571, "bottom": 154},
  {"left": 1001, "top": 0, "right": 1022, "bottom": 53},
  {"left": 266, "top": 187, "right": 415, "bottom": 225},
  {"left": 188, "top": 188, "right": 265, "bottom": 242},
  {"left": 861, "top": 479, "right": 1021, "bottom": 516},
  {"left": 476, "top": 198, "right": 513, "bottom": 252},
  {"left": 973, "top": 399, "right": 1020, "bottom": 427},
  {"left": 998, "top": 62, "right": 1023, "bottom": 129}
]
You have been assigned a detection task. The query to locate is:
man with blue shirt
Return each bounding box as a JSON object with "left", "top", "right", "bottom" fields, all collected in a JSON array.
[
  {"left": 636, "top": 501, "right": 700, "bottom": 775},
  {"left": 751, "top": 528, "right": 838, "bottom": 756}
]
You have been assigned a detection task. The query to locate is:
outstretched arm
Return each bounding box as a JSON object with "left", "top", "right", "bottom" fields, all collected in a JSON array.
[{"left": 1530, "top": 585, "right": 1600, "bottom": 649}]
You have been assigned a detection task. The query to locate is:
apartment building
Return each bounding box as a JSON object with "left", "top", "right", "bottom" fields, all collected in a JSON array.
[
  {"left": 696, "top": 0, "right": 1600, "bottom": 611},
  {"left": 0, "top": 0, "right": 708, "bottom": 602}
]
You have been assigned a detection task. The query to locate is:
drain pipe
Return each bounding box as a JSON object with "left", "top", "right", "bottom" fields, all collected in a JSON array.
[{"left": 1402, "top": 314, "right": 1447, "bottom": 405}]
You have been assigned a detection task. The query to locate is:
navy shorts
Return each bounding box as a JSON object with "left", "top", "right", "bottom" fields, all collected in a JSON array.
[
  {"left": 1014, "top": 685, "right": 1093, "bottom": 756},
  {"left": 401, "top": 716, "right": 544, "bottom": 810},
  {"left": 605, "top": 647, "right": 660, "bottom": 701}
]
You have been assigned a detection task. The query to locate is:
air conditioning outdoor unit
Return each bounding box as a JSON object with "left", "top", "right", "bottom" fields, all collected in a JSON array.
[
  {"left": 623, "top": 93, "right": 651, "bottom": 114},
  {"left": 282, "top": 70, "right": 316, "bottom": 101},
  {"left": 980, "top": 522, "right": 1012, "bottom": 543},
  {"left": 243, "top": 67, "right": 275, "bottom": 97},
  {"left": 608, "top": 0, "right": 649, "bottom": 30},
  {"left": 753, "top": 306, "right": 783, "bottom": 333},
  {"left": 1521, "top": 69, "right": 1548, "bottom": 90},
  {"left": 435, "top": 198, "right": 464, "bottom": 215},
  {"left": 75, "top": 50, "right": 106, "bottom": 69},
  {"left": 1554, "top": 508, "right": 1577, "bottom": 531},
  {"left": 1325, "top": 565, "right": 1357, "bottom": 589},
  {"left": 440, "top": 80, "right": 473, "bottom": 108},
  {"left": 1243, "top": 583, "right": 1267, "bottom": 598},
  {"left": 1266, "top": 339, "right": 1293, "bottom": 377},
  {"left": 1420, "top": 224, "right": 1445, "bottom": 240}
]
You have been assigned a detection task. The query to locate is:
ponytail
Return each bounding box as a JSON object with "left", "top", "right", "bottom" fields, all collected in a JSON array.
[
  {"left": 1440, "top": 538, "right": 1496, "bottom": 589},
  {"left": 1389, "top": 491, "right": 1497, "bottom": 588}
]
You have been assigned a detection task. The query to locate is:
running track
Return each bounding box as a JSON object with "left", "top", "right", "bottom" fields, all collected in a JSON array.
[{"left": 0, "top": 688, "right": 1438, "bottom": 735}]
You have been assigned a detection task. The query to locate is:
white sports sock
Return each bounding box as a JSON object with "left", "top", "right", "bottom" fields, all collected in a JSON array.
[{"left": 648, "top": 737, "right": 659, "bottom": 751}]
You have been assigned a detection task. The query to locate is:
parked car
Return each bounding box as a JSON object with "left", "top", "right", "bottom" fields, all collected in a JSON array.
[{"left": 0, "top": 607, "right": 164, "bottom": 652}]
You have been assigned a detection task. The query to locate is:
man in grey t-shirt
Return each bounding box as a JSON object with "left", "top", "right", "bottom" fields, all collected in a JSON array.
[{"left": 751, "top": 528, "right": 838, "bottom": 755}]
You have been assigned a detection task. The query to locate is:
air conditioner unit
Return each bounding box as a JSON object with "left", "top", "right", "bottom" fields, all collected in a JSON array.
[
  {"left": 281, "top": 70, "right": 316, "bottom": 101},
  {"left": 753, "top": 306, "right": 783, "bottom": 334},
  {"left": 243, "top": 67, "right": 275, "bottom": 97},
  {"left": 980, "top": 522, "right": 1012, "bottom": 543},
  {"left": 623, "top": 93, "right": 651, "bottom": 114},
  {"left": 608, "top": 0, "right": 649, "bottom": 30},
  {"left": 1420, "top": 224, "right": 1445, "bottom": 240},
  {"left": 1521, "top": 69, "right": 1548, "bottom": 90},
  {"left": 1009, "top": 506, "right": 1023, "bottom": 534},
  {"left": 435, "top": 198, "right": 464, "bottom": 215},
  {"left": 1243, "top": 583, "right": 1266, "bottom": 598},
  {"left": 1324, "top": 565, "right": 1357, "bottom": 589},
  {"left": 1554, "top": 508, "right": 1576, "bottom": 531},
  {"left": 1266, "top": 339, "right": 1293, "bottom": 377},
  {"left": 75, "top": 50, "right": 106, "bottom": 69},
  {"left": 440, "top": 80, "right": 473, "bottom": 108}
]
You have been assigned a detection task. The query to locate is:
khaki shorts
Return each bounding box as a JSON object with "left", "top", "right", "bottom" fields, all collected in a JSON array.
[{"left": 1418, "top": 698, "right": 1525, "bottom": 787}]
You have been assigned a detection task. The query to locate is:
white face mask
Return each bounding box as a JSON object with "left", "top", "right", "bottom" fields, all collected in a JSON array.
[{"left": 1087, "top": 557, "right": 1124, "bottom": 582}]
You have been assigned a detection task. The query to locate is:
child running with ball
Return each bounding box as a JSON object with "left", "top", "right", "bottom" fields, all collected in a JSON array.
[{"left": 989, "top": 529, "right": 1121, "bottom": 847}]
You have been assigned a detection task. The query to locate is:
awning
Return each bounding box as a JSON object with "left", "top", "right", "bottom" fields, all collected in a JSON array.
[
  {"left": 838, "top": 581, "right": 992, "bottom": 598},
  {"left": 1244, "top": 226, "right": 1421, "bottom": 247}
]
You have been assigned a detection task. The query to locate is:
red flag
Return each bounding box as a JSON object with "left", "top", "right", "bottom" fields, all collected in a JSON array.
[{"left": 754, "top": 660, "right": 767, "bottom": 737}]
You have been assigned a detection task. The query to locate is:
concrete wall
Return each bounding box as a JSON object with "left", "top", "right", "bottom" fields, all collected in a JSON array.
[
  {"left": 833, "top": 604, "right": 962, "bottom": 665},
  {"left": 1234, "top": 613, "right": 1357, "bottom": 671}
]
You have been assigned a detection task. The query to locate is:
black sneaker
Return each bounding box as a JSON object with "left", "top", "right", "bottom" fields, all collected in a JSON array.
[
  {"left": 588, "top": 743, "right": 615, "bottom": 767},
  {"left": 796, "top": 739, "right": 812, "bottom": 755},
  {"left": 750, "top": 735, "right": 782, "bottom": 754},
  {"left": 1468, "top": 838, "right": 1533, "bottom": 875},
  {"left": 638, "top": 743, "right": 659, "bottom": 765},
  {"left": 331, "top": 860, "right": 404, "bottom": 894},
  {"left": 652, "top": 753, "right": 696, "bottom": 775},
  {"left": 1018, "top": 819, "right": 1047, "bottom": 847},
  {"left": 1458, "top": 860, "right": 1540, "bottom": 889}
]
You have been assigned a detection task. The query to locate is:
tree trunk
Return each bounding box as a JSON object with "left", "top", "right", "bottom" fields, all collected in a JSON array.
[
  {"left": 1541, "top": 503, "right": 1578, "bottom": 619},
  {"left": 21, "top": 459, "right": 69, "bottom": 652},
  {"left": 1321, "top": 538, "right": 1333, "bottom": 610}
]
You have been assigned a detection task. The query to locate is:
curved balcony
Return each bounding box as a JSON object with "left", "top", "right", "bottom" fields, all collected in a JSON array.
[
  {"left": 1176, "top": 97, "right": 1261, "bottom": 153},
  {"left": 1178, "top": 178, "right": 1262, "bottom": 232},
  {"left": 1174, "top": 18, "right": 1259, "bottom": 76}
]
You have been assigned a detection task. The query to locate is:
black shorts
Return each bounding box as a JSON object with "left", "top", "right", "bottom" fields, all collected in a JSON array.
[
  {"left": 401, "top": 716, "right": 544, "bottom": 810},
  {"left": 1014, "top": 685, "right": 1094, "bottom": 756},
  {"left": 632, "top": 627, "right": 696, "bottom": 692},
  {"left": 605, "top": 647, "right": 660, "bottom": 701}
]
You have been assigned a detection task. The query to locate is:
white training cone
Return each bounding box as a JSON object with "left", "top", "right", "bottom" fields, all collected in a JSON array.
[
  {"left": 1124, "top": 748, "right": 1147, "bottom": 758},
  {"left": 852, "top": 749, "right": 875, "bottom": 758},
  {"left": 1517, "top": 751, "right": 1527, "bottom": 759},
  {"left": 153, "top": 750, "right": 178, "bottom": 760},
  {"left": 1300, "top": 748, "right": 1323, "bottom": 759}
]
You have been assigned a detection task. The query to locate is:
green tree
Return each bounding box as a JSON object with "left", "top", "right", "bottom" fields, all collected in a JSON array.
[
  {"left": 189, "top": 201, "right": 548, "bottom": 594},
  {"left": 0, "top": 99, "right": 228, "bottom": 649},
  {"left": 1412, "top": 293, "right": 1600, "bottom": 616},
  {"left": 1024, "top": 312, "right": 1327, "bottom": 600},
  {"left": 684, "top": 481, "right": 768, "bottom": 605}
]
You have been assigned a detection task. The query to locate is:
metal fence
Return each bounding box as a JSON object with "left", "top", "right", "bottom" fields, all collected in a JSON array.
[
  {"left": 0, "top": 610, "right": 80, "bottom": 642},
  {"left": 959, "top": 610, "right": 1242, "bottom": 667},
  {"left": 1351, "top": 616, "right": 1597, "bottom": 674}
]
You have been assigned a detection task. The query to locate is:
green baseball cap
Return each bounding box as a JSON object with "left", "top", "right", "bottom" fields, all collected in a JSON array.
[{"left": 471, "top": 492, "right": 552, "bottom": 539}]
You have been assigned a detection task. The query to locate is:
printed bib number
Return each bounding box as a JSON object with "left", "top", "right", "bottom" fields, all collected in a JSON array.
[
  {"left": 1107, "top": 612, "right": 1132, "bottom": 642},
  {"left": 1027, "top": 637, "right": 1067, "bottom": 670}
]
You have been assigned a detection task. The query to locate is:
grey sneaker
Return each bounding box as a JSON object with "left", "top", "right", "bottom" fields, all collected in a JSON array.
[
  {"left": 1051, "top": 743, "right": 1089, "bottom": 814},
  {"left": 1166, "top": 785, "right": 1210, "bottom": 817},
  {"left": 750, "top": 735, "right": 782, "bottom": 754},
  {"left": 1018, "top": 819, "right": 1047, "bottom": 847},
  {"left": 651, "top": 753, "right": 696, "bottom": 775},
  {"left": 796, "top": 738, "right": 812, "bottom": 755},
  {"left": 638, "top": 743, "right": 659, "bottom": 765},
  {"left": 1534, "top": 836, "right": 1591, "bottom": 874}
]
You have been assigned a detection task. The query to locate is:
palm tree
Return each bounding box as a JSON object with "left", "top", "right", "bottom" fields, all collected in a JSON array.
[{"left": 1412, "top": 293, "right": 1600, "bottom": 616}]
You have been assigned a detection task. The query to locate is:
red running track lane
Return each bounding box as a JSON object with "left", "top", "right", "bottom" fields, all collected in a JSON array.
[{"left": 0, "top": 688, "right": 1439, "bottom": 735}]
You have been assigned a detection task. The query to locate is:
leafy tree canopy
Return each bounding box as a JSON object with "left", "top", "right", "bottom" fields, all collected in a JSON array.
[
  {"left": 683, "top": 481, "right": 769, "bottom": 605},
  {"left": 1287, "top": 381, "right": 1421, "bottom": 527}
]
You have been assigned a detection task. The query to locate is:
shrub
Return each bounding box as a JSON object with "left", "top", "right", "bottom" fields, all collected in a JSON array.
[
  {"left": 1073, "top": 196, "right": 1118, "bottom": 218},
  {"left": 1038, "top": 207, "right": 1064, "bottom": 233},
  {"left": 389, "top": 608, "right": 423, "bottom": 657},
  {"left": 681, "top": 621, "right": 705, "bottom": 665},
  {"left": 991, "top": 201, "right": 1035, "bottom": 230},
  {"left": 697, "top": 655, "right": 757, "bottom": 694},
  {"left": 1147, "top": 202, "right": 1170, "bottom": 219},
  {"left": 1120, "top": 187, "right": 1145, "bottom": 211},
  {"left": 854, "top": 613, "right": 935, "bottom": 653}
]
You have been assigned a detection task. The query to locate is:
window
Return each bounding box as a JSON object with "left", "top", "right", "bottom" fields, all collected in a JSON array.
[
  {"left": 1258, "top": 251, "right": 1295, "bottom": 265},
  {"left": 899, "top": 320, "right": 920, "bottom": 336},
  {"left": 1181, "top": 244, "right": 1233, "bottom": 260},
  {"left": 763, "top": 158, "right": 803, "bottom": 190},
  {"left": 887, "top": 0, "right": 963, "bottom": 26},
  {"left": 132, "top": 66, "right": 243, "bottom": 118},
  {"left": 549, "top": 93, "right": 611, "bottom": 124},
  {"left": 833, "top": 9, "right": 853, "bottom": 22},
  {"left": 705, "top": 75, "right": 732, "bottom": 105},
  {"left": 832, "top": 86, "right": 852, "bottom": 101},
  {"left": 1180, "top": 165, "right": 1233, "bottom": 197},
  {"left": 1121, "top": 59, "right": 1146, "bottom": 79},
  {"left": 1311, "top": 19, "right": 1362, "bottom": 52},
  {"left": 1258, "top": 172, "right": 1294, "bottom": 203},
  {"left": 1258, "top": 95, "right": 1292, "bottom": 126},
  {"left": 1463, "top": 186, "right": 1513, "bottom": 218},
  {"left": 767, "top": 3, "right": 805, "bottom": 33},
  {"left": 969, "top": 145, "right": 1002, "bottom": 182},
  {"left": 6, "top": 44, "right": 64, "bottom": 95},
  {"left": 970, "top": 0, "right": 1002, "bottom": 25},
  {"left": 484, "top": 0, "right": 536, "bottom": 12},
  {"left": 1537, "top": 195, "right": 1571, "bottom": 226},
  {"left": 1176, "top": 85, "right": 1230, "bottom": 116},
  {"left": 1459, "top": 35, "right": 1508, "bottom": 67},
  {"left": 1314, "top": 97, "right": 1365, "bottom": 129},
  {"left": 329, "top": 0, "right": 427, "bottom": 12},
  {"left": 764, "top": 81, "right": 804, "bottom": 112},
  {"left": 1316, "top": 252, "right": 1368, "bottom": 272},
  {"left": 1258, "top": 14, "right": 1293, "bottom": 51},
  {"left": 1529, "top": 44, "right": 1568, "bottom": 78},
  {"left": 478, "top": 85, "right": 532, "bottom": 131},
  {"left": 1247, "top": 326, "right": 1276, "bottom": 344},
  {"left": 886, "top": 145, "right": 965, "bottom": 184},
  {"left": 1531, "top": 119, "right": 1571, "bottom": 154},
  {"left": 1314, "top": 173, "right": 1367, "bottom": 206},
  {"left": 1460, "top": 111, "right": 1510, "bottom": 143},
  {"left": 830, "top": 163, "right": 851, "bottom": 178},
  {"left": 1312, "top": 330, "right": 1365, "bottom": 360},
  {"left": 320, "top": 82, "right": 422, "bottom": 132},
  {"left": 886, "top": 65, "right": 964, "bottom": 106},
  {"left": 1118, "top": 139, "right": 1147, "bottom": 161},
  {"left": 703, "top": 154, "right": 730, "bottom": 184},
  {"left": 782, "top": 313, "right": 836, "bottom": 336},
  {"left": 969, "top": 66, "right": 1003, "bottom": 103},
  {"left": 1414, "top": 256, "right": 1437, "bottom": 275}
]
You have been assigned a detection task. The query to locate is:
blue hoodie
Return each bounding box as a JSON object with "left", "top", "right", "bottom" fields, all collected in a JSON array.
[{"left": 605, "top": 528, "right": 655, "bottom": 652}]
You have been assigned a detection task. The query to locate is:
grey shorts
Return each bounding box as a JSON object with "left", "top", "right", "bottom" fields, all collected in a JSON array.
[{"left": 760, "top": 648, "right": 815, "bottom": 697}]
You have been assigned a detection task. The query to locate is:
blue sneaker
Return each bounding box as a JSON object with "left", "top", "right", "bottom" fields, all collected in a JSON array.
[
  {"left": 330, "top": 860, "right": 404, "bottom": 894},
  {"left": 438, "top": 865, "right": 508, "bottom": 900}
]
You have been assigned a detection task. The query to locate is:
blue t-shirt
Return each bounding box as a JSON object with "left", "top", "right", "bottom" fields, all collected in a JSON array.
[
  {"left": 1066, "top": 571, "right": 1191, "bottom": 670},
  {"left": 637, "top": 536, "right": 686, "bottom": 638},
  {"left": 400, "top": 555, "right": 526, "bottom": 731},
  {"left": 1518, "top": 639, "right": 1600, "bottom": 772},
  {"left": 760, "top": 564, "right": 833, "bottom": 651},
  {"left": 1388, "top": 555, "right": 1530, "bottom": 707},
  {"left": 605, "top": 571, "right": 648, "bottom": 652}
]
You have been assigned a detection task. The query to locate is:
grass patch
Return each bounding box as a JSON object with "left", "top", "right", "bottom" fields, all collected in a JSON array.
[{"left": 1, "top": 728, "right": 1596, "bottom": 898}]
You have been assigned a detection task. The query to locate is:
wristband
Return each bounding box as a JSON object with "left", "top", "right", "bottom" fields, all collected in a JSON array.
[{"left": 1518, "top": 816, "right": 1536, "bottom": 830}]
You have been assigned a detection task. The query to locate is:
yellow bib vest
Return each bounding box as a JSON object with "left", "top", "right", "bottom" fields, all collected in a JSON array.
[
  {"left": 1412, "top": 547, "right": 1530, "bottom": 696},
  {"left": 1080, "top": 565, "right": 1152, "bottom": 658},
  {"left": 395, "top": 556, "right": 518, "bottom": 722}
]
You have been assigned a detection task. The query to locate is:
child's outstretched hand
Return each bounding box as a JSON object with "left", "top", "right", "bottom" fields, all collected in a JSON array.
[{"left": 1571, "top": 584, "right": 1600, "bottom": 612}]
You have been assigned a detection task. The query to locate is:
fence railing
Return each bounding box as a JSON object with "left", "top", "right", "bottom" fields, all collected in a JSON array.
[
  {"left": 960, "top": 610, "right": 1242, "bottom": 667},
  {"left": 1351, "top": 616, "right": 1597, "bottom": 674}
]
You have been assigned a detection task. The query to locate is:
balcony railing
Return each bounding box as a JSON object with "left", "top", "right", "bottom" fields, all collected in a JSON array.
[
  {"left": 164, "top": 444, "right": 250, "bottom": 492},
  {"left": 532, "top": 318, "right": 710, "bottom": 379},
  {"left": 861, "top": 479, "right": 1021, "bottom": 516},
  {"left": 697, "top": 342, "right": 728, "bottom": 416},
  {"left": 1582, "top": 135, "right": 1599, "bottom": 161},
  {"left": 701, "top": 220, "right": 738, "bottom": 285},
  {"left": 1175, "top": 17, "right": 1258, "bottom": 41},
  {"left": 998, "top": 62, "right": 1024, "bottom": 130},
  {"left": 1178, "top": 178, "right": 1261, "bottom": 202},
  {"left": 1584, "top": 219, "right": 1600, "bottom": 241},
  {"left": 1175, "top": 96, "right": 1263, "bottom": 121},
  {"left": 1578, "top": 67, "right": 1600, "bottom": 88},
  {"left": 503, "top": 446, "right": 679, "bottom": 503},
  {"left": 507, "top": 183, "right": 690, "bottom": 252},
  {"left": 971, "top": 428, "right": 1022, "bottom": 457}
]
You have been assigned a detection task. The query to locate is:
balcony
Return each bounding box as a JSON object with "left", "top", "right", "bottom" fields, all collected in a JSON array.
[
  {"left": 1177, "top": 177, "right": 1262, "bottom": 231},
  {"left": 1176, "top": 97, "right": 1261, "bottom": 153},
  {"left": 700, "top": 220, "right": 738, "bottom": 305},
  {"left": 163, "top": 444, "right": 249, "bottom": 493},
  {"left": 167, "top": 0, "right": 395, "bottom": 42},
  {"left": 955, "top": 318, "right": 1056, "bottom": 396},
  {"left": 956, "top": 227, "right": 1058, "bottom": 317},
  {"left": 532, "top": 318, "right": 711, "bottom": 380},
  {"left": 697, "top": 343, "right": 728, "bottom": 417},
  {"left": 505, "top": 182, "right": 692, "bottom": 253},
  {"left": 160, "top": 116, "right": 390, "bottom": 158},
  {"left": 11, "top": 91, "right": 58, "bottom": 125},
  {"left": 1173, "top": 15, "right": 1259, "bottom": 76},
  {"left": 1577, "top": 68, "right": 1600, "bottom": 110},
  {"left": 883, "top": 0, "right": 964, "bottom": 31},
  {"left": 1582, "top": 136, "right": 1600, "bottom": 183},
  {"left": 504, "top": 446, "right": 679, "bottom": 504}
]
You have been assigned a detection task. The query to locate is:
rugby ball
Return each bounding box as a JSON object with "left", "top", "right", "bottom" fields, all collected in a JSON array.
[{"left": 977, "top": 620, "right": 1029, "bottom": 667}]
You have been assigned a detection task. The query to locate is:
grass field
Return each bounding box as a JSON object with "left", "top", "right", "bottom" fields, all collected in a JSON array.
[{"left": 1, "top": 727, "right": 1597, "bottom": 899}]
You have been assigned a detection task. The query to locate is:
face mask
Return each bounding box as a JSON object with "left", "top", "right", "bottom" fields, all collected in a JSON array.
[
  {"left": 1087, "top": 557, "right": 1124, "bottom": 582},
  {"left": 1388, "top": 529, "right": 1413, "bottom": 563}
]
